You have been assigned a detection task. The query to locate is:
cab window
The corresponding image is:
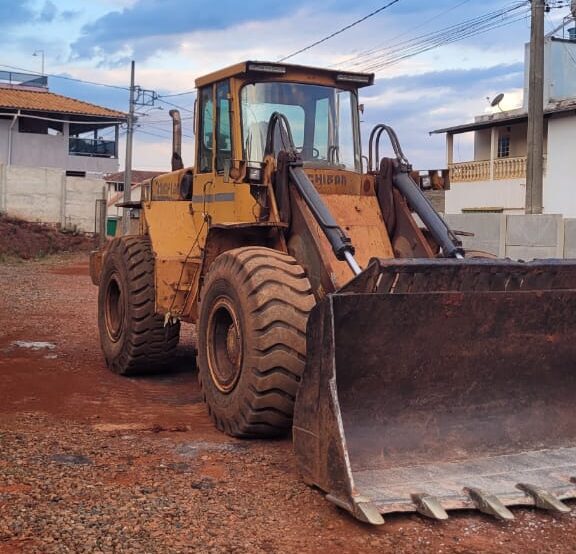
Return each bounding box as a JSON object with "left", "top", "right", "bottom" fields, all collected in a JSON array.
[
  {"left": 216, "top": 80, "right": 233, "bottom": 172},
  {"left": 198, "top": 85, "right": 214, "bottom": 173}
]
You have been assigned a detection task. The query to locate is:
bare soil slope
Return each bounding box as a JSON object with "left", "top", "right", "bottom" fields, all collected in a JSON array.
[{"left": 0, "top": 215, "right": 95, "bottom": 260}]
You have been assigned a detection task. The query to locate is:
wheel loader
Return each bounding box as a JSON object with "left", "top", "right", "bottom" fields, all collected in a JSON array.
[{"left": 91, "top": 61, "right": 576, "bottom": 525}]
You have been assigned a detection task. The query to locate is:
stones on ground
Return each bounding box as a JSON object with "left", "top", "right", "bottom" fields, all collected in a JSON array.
[
  {"left": 12, "top": 340, "right": 56, "bottom": 351},
  {"left": 49, "top": 453, "right": 92, "bottom": 465}
]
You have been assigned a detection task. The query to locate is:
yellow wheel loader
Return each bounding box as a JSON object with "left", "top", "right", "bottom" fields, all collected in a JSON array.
[{"left": 91, "top": 61, "right": 576, "bottom": 525}]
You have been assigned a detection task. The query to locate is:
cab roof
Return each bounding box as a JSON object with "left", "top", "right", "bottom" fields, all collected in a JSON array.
[{"left": 195, "top": 60, "right": 375, "bottom": 89}]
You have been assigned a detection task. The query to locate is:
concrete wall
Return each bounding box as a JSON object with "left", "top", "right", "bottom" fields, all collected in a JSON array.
[
  {"left": 65, "top": 176, "right": 108, "bottom": 232},
  {"left": 10, "top": 131, "right": 67, "bottom": 169},
  {"left": 509, "top": 123, "right": 529, "bottom": 158},
  {"left": 0, "top": 164, "right": 105, "bottom": 233},
  {"left": 0, "top": 119, "right": 10, "bottom": 162},
  {"left": 444, "top": 213, "right": 505, "bottom": 256},
  {"left": 524, "top": 38, "right": 576, "bottom": 108},
  {"left": 544, "top": 116, "right": 576, "bottom": 217},
  {"left": 445, "top": 179, "right": 526, "bottom": 214},
  {"left": 445, "top": 213, "right": 573, "bottom": 259},
  {"left": 472, "top": 123, "right": 529, "bottom": 162},
  {"left": 474, "top": 129, "right": 491, "bottom": 161}
]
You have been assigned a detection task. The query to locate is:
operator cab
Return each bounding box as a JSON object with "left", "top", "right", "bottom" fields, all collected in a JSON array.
[{"left": 194, "top": 61, "right": 374, "bottom": 180}]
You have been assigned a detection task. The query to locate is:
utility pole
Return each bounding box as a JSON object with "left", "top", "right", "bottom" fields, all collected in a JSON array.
[
  {"left": 525, "top": 0, "right": 546, "bottom": 214},
  {"left": 123, "top": 60, "right": 136, "bottom": 235}
]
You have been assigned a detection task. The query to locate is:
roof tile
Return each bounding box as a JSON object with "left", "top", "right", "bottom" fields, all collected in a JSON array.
[{"left": 0, "top": 87, "right": 126, "bottom": 119}]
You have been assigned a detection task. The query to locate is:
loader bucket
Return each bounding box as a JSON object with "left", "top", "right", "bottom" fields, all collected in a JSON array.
[{"left": 293, "top": 258, "right": 576, "bottom": 524}]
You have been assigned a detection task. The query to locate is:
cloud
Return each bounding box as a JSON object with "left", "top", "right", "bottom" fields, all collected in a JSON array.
[
  {"left": 71, "top": 0, "right": 305, "bottom": 62},
  {"left": 360, "top": 63, "right": 526, "bottom": 168},
  {"left": 69, "top": 0, "right": 390, "bottom": 63},
  {"left": 37, "top": 0, "right": 57, "bottom": 23},
  {"left": 49, "top": 75, "right": 129, "bottom": 113},
  {"left": 0, "top": 0, "right": 34, "bottom": 27},
  {"left": 60, "top": 9, "right": 81, "bottom": 22},
  {"left": 371, "top": 63, "right": 524, "bottom": 95}
]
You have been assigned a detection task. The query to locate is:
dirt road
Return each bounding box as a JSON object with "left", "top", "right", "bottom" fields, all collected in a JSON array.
[{"left": 1, "top": 254, "right": 576, "bottom": 553}]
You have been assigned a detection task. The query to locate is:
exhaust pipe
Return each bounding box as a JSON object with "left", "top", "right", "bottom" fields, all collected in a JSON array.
[{"left": 169, "top": 109, "right": 184, "bottom": 171}]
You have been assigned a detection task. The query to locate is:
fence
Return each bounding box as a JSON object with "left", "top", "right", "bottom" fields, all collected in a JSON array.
[
  {"left": 0, "top": 164, "right": 106, "bottom": 233},
  {"left": 449, "top": 156, "right": 528, "bottom": 182},
  {"left": 444, "top": 213, "right": 575, "bottom": 259}
]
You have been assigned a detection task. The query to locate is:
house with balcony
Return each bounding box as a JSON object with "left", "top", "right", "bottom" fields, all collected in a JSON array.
[
  {"left": 432, "top": 32, "right": 576, "bottom": 216},
  {"left": 0, "top": 70, "right": 125, "bottom": 175},
  {"left": 0, "top": 71, "right": 127, "bottom": 231}
]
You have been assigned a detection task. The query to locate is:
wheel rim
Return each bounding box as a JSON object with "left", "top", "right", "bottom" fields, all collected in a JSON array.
[
  {"left": 207, "top": 297, "right": 243, "bottom": 393},
  {"left": 104, "top": 274, "right": 124, "bottom": 342}
]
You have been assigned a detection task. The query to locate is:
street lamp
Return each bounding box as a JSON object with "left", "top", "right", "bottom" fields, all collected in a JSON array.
[{"left": 32, "top": 50, "right": 45, "bottom": 76}]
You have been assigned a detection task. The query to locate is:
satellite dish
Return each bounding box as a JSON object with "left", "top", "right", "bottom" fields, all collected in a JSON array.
[{"left": 490, "top": 93, "right": 505, "bottom": 108}]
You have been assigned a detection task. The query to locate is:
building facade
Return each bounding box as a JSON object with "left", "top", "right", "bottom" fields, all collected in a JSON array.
[
  {"left": 433, "top": 35, "right": 576, "bottom": 216},
  {"left": 0, "top": 71, "right": 126, "bottom": 231},
  {"left": 0, "top": 70, "right": 125, "bottom": 176}
]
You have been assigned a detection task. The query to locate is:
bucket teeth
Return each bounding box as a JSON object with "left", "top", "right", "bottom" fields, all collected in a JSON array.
[
  {"left": 326, "top": 494, "right": 385, "bottom": 525},
  {"left": 516, "top": 483, "right": 571, "bottom": 513},
  {"left": 411, "top": 493, "right": 449, "bottom": 520},
  {"left": 465, "top": 488, "right": 515, "bottom": 521},
  {"left": 354, "top": 499, "right": 385, "bottom": 526}
]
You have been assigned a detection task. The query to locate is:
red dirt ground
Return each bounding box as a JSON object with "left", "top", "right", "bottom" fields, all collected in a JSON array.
[{"left": 2, "top": 254, "right": 576, "bottom": 553}]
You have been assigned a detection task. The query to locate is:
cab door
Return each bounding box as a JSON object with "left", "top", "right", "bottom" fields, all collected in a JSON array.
[{"left": 194, "top": 80, "right": 236, "bottom": 223}]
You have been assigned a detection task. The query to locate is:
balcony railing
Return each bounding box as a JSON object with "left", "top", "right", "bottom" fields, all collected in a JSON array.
[
  {"left": 69, "top": 137, "right": 116, "bottom": 158},
  {"left": 449, "top": 156, "right": 528, "bottom": 182},
  {"left": 0, "top": 70, "right": 47, "bottom": 89}
]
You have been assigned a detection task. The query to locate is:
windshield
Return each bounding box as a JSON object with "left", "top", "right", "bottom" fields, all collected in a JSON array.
[{"left": 241, "top": 82, "right": 361, "bottom": 171}]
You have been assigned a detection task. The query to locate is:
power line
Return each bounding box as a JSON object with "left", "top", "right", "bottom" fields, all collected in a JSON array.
[
  {"left": 0, "top": 63, "right": 129, "bottom": 90},
  {"left": 278, "top": 0, "right": 403, "bottom": 62},
  {"left": 136, "top": 127, "right": 194, "bottom": 140},
  {"left": 156, "top": 97, "right": 194, "bottom": 113},
  {"left": 546, "top": 11, "right": 576, "bottom": 66},
  {"left": 159, "top": 90, "right": 196, "bottom": 98},
  {"left": 0, "top": 61, "right": 197, "bottom": 106},
  {"left": 341, "top": 2, "right": 528, "bottom": 70},
  {"left": 340, "top": 2, "right": 530, "bottom": 72},
  {"left": 369, "top": 11, "right": 530, "bottom": 71},
  {"left": 331, "top": 0, "right": 474, "bottom": 69}
]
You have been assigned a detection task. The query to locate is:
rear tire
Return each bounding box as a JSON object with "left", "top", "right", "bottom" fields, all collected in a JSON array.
[
  {"left": 197, "top": 247, "right": 314, "bottom": 437},
  {"left": 98, "top": 236, "right": 180, "bottom": 375}
]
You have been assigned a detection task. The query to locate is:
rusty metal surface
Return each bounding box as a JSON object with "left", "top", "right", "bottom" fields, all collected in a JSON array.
[
  {"left": 89, "top": 250, "right": 103, "bottom": 286},
  {"left": 294, "top": 259, "right": 576, "bottom": 523}
]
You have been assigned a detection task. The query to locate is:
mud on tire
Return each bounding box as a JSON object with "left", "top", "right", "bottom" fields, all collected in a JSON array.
[
  {"left": 197, "top": 247, "right": 314, "bottom": 438},
  {"left": 98, "top": 236, "right": 180, "bottom": 375}
]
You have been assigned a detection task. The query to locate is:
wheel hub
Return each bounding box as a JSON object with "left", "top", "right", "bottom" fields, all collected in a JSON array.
[
  {"left": 105, "top": 274, "right": 124, "bottom": 342},
  {"left": 226, "top": 324, "right": 240, "bottom": 366},
  {"left": 207, "top": 298, "right": 243, "bottom": 393}
]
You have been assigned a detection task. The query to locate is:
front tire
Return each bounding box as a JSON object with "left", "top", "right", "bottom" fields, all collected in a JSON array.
[
  {"left": 97, "top": 236, "right": 180, "bottom": 375},
  {"left": 197, "top": 247, "right": 314, "bottom": 437}
]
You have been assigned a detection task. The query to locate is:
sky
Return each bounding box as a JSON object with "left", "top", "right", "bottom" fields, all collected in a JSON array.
[{"left": 1, "top": 0, "right": 574, "bottom": 171}]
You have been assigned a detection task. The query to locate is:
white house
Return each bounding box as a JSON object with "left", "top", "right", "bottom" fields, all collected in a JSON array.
[
  {"left": 0, "top": 70, "right": 125, "bottom": 175},
  {"left": 432, "top": 31, "right": 576, "bottom": 216},
  {"left": 0, "top": 71, "right": 126, "bottom": 231}
]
